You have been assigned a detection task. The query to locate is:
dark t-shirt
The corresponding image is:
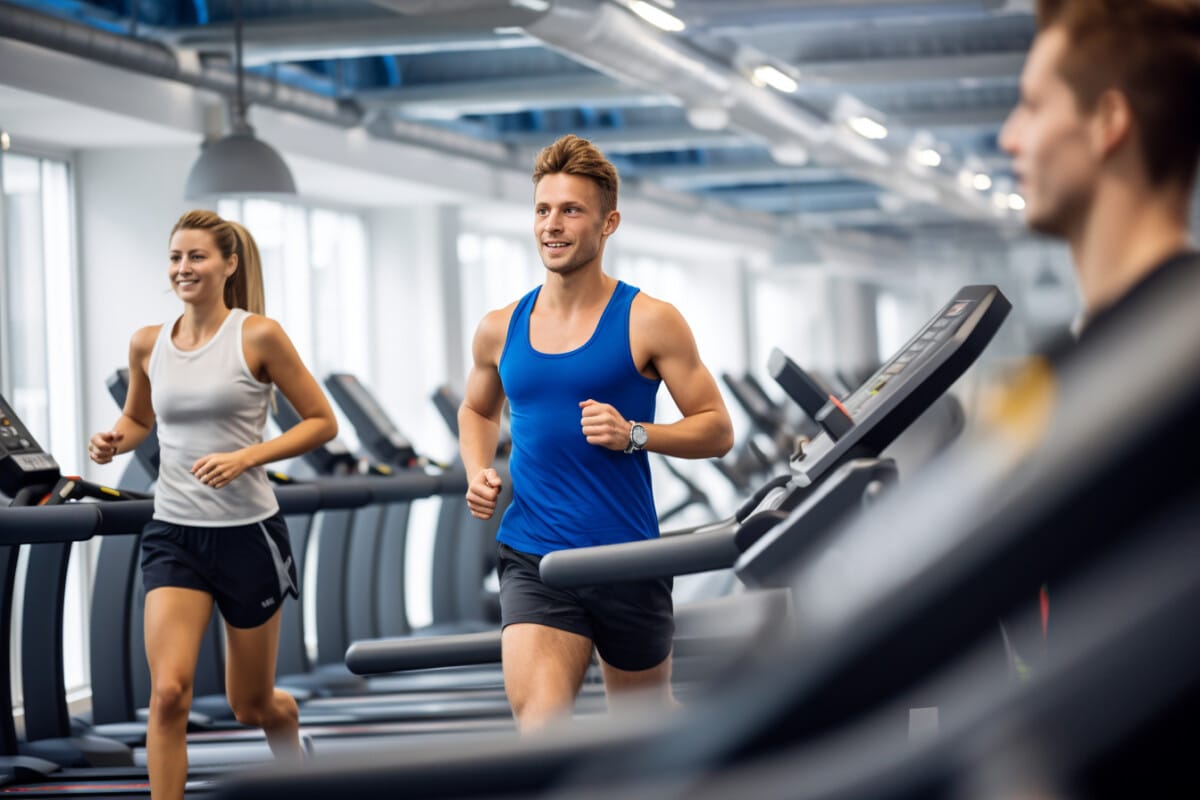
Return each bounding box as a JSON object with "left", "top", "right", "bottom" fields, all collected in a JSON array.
[
  {"left": 1002, "top": 249, "right": 1200, "bottom": 681},
  {"left": 1046, "top": 250, "right": 1200, "bottom": 358}
]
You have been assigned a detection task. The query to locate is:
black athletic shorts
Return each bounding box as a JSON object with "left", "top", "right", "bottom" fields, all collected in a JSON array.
[
  {"left": 497, "top": 542, "right": 674, "bottom": 671},
  {"left": 141, "top": 511, "right": 299, "bottom": 629}
]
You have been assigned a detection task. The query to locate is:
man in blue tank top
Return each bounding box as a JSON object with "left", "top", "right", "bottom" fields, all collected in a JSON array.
[{"left": 459, "top": 134, "right": 734, "bottom": 731}]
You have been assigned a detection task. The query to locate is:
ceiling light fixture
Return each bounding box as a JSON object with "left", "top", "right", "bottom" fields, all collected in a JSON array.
[
  {"left": 752, "top": 65, "right": 798, "bottom": 94},
  {"left": 184, "top": 0, "right": 296, "bottom": 199},
  {"left": 1008, "top": 193, "right": 1026, "bottom": 211},
  {"left": 972, "top": 173, "right": 993, "bottom": 192},
  {"left": 914, "top": 148, "right": 942, "bottom": 167},
  {"left": 628, "top": 1, "right": 686, "bottom": 32},
  {"left": 686, "top": 105, "right": 730, "bottom": 131},
  {"left": 769, "top": 142, "right": 810, "bottom": 166},
  {"left": 847, "top": 115, "right": 888, "bottom": 140},
  {"left": 0, "top": 130, "right": 9, "bottom": 151}
]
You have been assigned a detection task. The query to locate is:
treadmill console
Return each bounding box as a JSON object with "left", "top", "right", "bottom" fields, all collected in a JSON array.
[
  {"left": 789, "top": 286, "right": 1009, "bottom": 484},
  {"left": 0, "top": 395, "right": 61, "bottom": 497},
  {"left": 272, "top": 391, "right": 357, "bottom": 475},
  {"left": 841, "top": 297, "right": 977, "bottom": 418},
  {"left": 325, "top": 373, "right": 418, "bottom": 467}
]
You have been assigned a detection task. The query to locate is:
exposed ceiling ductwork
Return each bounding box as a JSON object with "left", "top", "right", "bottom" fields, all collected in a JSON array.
[
  {"left": 1, "top": 0, "right": 1030, "bottom": 233},
  {"left": 371, "top": 0, "right": 1020, "bottom": 226},
  {"left": 0, "top": 2, "right": 357, "bottom": 127}
]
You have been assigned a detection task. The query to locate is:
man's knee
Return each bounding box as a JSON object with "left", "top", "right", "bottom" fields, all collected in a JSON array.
[{"left": 600, "top": 653, "right": 673, "bottom": 698}]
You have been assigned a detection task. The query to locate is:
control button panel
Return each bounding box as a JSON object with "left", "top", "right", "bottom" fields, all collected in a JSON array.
[
  {"left": 842, "top": 298, "right": 977, "bottom": 417},
  {"left": 0, "top": 395, "right": 62, "bottom": 496}
]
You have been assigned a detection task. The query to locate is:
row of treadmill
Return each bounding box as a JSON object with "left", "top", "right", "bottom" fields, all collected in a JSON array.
[{"left": 0, "top": 272, "right": 1197, "bottom": 798}]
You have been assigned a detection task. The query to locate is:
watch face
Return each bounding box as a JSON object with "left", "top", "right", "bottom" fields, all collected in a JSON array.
[{"left": 632, "top": 424, "right": 648, "bottom": 447}]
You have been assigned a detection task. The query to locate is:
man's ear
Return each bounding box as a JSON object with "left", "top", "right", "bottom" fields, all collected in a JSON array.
[
  {"left": 1092, "top": 88, "right": 1133, "bottom": 159},
  {"left": 603, "top": 209, "right": 621, "bottom": 237}
]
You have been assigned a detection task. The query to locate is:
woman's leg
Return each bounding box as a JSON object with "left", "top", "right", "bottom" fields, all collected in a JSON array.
[
  {"left": 223, "top": 608, "right": 302, "bottom": 760},
  {"left": 144, "top": 587, "right": 214, "bottom": 800}
]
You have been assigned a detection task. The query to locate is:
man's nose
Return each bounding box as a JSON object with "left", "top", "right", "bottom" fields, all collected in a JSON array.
[{"left": 998, "top": 110, "right": 1019, "bottom": 154}]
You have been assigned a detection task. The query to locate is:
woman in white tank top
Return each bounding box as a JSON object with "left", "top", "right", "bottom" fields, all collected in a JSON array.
[{"left": 87, "top": 210, "right": 337, "bottom": 800}]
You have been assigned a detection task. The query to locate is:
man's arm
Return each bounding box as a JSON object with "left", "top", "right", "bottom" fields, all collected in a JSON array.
[
  {"left": 459, "top": 306, "right": 512, "bottom": 520},
  {"left": 580, "top": 295, "right": 734, "bottom": 458}
]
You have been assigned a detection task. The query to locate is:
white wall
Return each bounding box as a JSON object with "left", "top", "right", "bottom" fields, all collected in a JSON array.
[{"left": 367, "top": 205, "right": 458, "bottom": 463}]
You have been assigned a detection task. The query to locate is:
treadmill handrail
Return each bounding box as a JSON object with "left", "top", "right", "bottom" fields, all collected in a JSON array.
[
  {"left": 539, "top": 525, "right": 741, "bottom": 588},
  {"left": 346, "top": 631, "right": 502, "bottom": 674},
  {"left": 0, "top": 504, "right": 102, "bottom": 543}
]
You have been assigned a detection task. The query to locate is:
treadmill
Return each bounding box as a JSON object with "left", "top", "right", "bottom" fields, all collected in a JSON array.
[
  {"left": 218, "top": 267, "right": 1200, "bottom": 799},
  {"left": 0, "top": 394, "right": 501, "bottom": 794},
  {"left": 346, "top": 286, "right": 1011, "bottom": 681},
  {"left": 324, "top": 373, "right": 507, "bottom": 634}
]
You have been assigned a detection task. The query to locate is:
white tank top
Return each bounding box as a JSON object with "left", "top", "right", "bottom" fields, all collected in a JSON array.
[{"left": 148, "top": 308, "right": 279, "bottom": 526}]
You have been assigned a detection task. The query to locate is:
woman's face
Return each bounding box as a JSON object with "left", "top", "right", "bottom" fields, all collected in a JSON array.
[{"left": 168, "top": 228, "right": 236, "bottom": 306}]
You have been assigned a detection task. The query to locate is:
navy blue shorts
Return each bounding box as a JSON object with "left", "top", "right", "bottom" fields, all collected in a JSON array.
[
  {"left": 497, "top": 542, "right": 674, "bottom": 671},
  {"left": 141, "top": 511, "right": 299, "bottom": 629}
]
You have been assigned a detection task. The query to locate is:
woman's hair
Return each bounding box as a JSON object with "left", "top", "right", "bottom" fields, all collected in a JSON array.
[{"left": 169, "top": 210, "right": 266, "bottom": 314}]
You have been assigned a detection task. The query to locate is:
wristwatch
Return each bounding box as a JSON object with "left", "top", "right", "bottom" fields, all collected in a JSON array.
[{"left": 624, "top": 422, "right": 648, "bottom": 454}]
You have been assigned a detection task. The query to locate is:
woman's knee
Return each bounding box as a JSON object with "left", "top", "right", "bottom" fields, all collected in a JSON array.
[
  {"left": 150, "top": 677, "right": 193, "bottom": 718},
  {"left": 229, "top": 693, "right": 269, "bottom": 728},
  {"left": 229, "top": 689, "right": 296, "bottom": 729}
]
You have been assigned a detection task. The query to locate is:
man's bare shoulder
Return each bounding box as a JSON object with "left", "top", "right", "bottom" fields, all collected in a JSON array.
[
  {"left": 631, "top": 290, "right": 688, "bottom": 334},
  {"left": 479, "top": 301, "right": 520, "bottom": 338},
  {"left": 472, "top": 300, "right": 521, "bottom": 364}
]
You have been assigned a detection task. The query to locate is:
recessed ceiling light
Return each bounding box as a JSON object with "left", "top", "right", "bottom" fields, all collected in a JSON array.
[
  {"left": 913, "top": 148, "right": 942, "bottom": 167},
  {"left": 847, "top": 115, "right": 888, "bottom": 140},
  {"left": 752, "top": 65, "right": 798, "bottom": 94},
  {"left": 769, "top": 143, "right": 809, "bottom": 166},
  {"left": 687, "top": 106, "right": 730, "bottom": 130},
  {"left": 629, "top": 1, "right": 685, "bottom": 32}
]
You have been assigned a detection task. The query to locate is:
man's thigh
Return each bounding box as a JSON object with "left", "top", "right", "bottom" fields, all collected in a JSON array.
[{"left": 501, "top": 623, "right": 594, "bottom": 704}]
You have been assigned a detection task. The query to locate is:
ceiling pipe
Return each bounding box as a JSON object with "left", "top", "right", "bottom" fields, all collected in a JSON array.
[
  {"left": 514, "top": 0, "right": 1014, "bottom": 223},
  {"left": 0, "top": 1, "right": 783, "bottom": 238},
  {"left": 357, "top": 73, "right": 673, "bottom": 117},
  {"left": 0, "top": 1, "right": 357, "bottom": 127},
  {"left": 0, "top": 2, "right": 525, "bottom": 169},
  {"left": 168, "top": 14, "right": 541, "bottom": 65}
]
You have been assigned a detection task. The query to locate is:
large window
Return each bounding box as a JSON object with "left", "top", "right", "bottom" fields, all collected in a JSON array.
[
  {"left": 2, "top": 153, "right": 81, "bottom": 470},
  {"left": 218, "top": 199, "right": 372, "bottom": 646},
  {"left": 218, "top": 199, "right": 371, "bottom": 455},
  {"left": 456, "top": 231, "right": 542, "bottom": 371},
  {"left": 1, "top": 150, "right": 88, "bottom": 702}
]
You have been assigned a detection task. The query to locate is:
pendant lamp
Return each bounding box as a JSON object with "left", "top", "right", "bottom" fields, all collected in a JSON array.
[{"left": 184, "top": 0, "right": 296, "bottom": 198}]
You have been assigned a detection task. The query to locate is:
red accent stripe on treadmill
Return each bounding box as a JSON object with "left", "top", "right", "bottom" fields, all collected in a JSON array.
[{"left": 829, "top": 395, "right": 852, "bottom": 420}]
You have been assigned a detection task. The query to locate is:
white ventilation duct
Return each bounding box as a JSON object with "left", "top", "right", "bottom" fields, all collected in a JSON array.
[
  {"left": 373, "top": 0, "right": 1014, "bottom": 222},
  {"left": 513, "top": 0, "right": 1014, "bottom": 224}
]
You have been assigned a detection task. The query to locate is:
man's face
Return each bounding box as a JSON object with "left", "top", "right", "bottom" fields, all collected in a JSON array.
[
  {"left": 1000, "top": 26, "right": 1100, "bottom": 238},
  {"left": 533, "top": 172, "right": 617, "bottom": 275}
]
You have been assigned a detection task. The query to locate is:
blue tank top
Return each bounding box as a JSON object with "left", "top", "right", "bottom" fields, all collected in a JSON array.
[{"left": 497, "top": 280, "right": 660, "bottom": 556}]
